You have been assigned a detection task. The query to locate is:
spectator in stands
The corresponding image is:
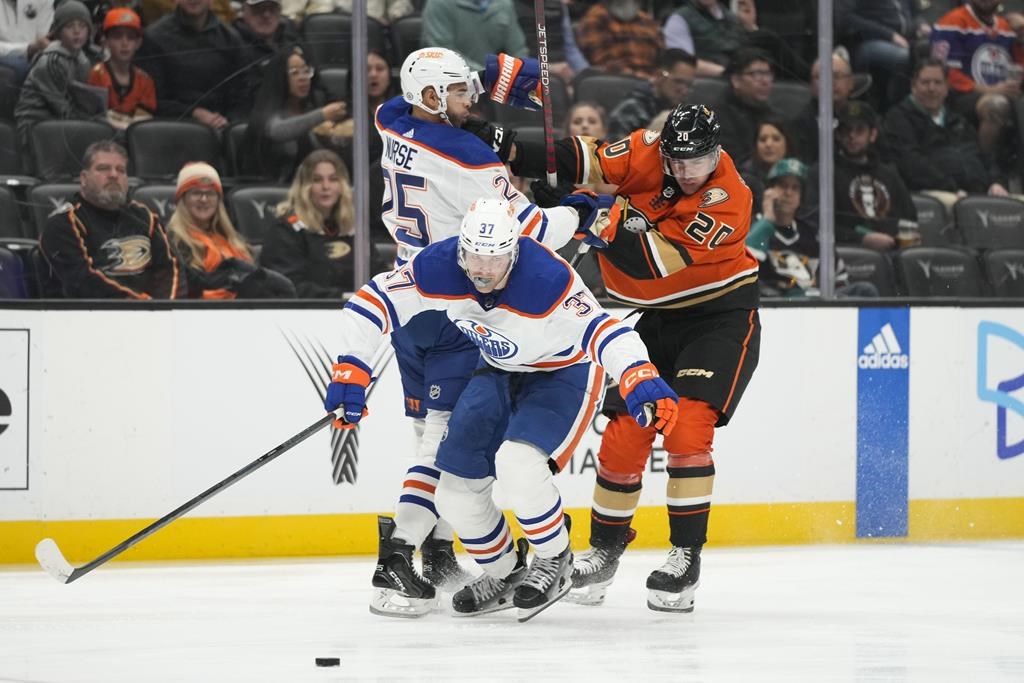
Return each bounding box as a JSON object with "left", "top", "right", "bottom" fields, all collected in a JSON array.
[
  {"left": 606, "top": 48, "right": 695, "bottom": 140},
  {"left": 40, "top": 141, "right": 183, "bottom": 299},
  {"left": 883, "top": 57, "right": 1009, "bottom": 207},
  {"left": 166, "top": 162, "right": 295, "bottom": 298},
  {"left": 87, "top": 8, "right": 155, "bottom": 130},
  {"left": 278, "top": 0, "right": 329, "bottom": 24},
  {"left": 747, "top": 158, "right": 876, "bottom": 298},
  {"left": 137, "top": 0, "right": 248, "bottom": 130},
  {"left": 0, "top": 0, "right": 53, "bottom": 81},
  {"left": 836, "top": 0, "right": 928, "bottom": 108},
  {"left": 738, "top": 116, "right": 791, "bottom": 212},
  {"left": 422, "top": 0, "right": 527, "bottom": 72},
  {"left": 713, "top": 47, "right": 779, "bottom": 164},
  {"left": 790, "top": 51, "right": 870, "bottom": 163},
  {"left": 240, "top": 45, "right": 347, "bottom": 182},
  {"left": 261, "top": 149, "right": 382, "bottom": 297},
  {"left": 139, "top": 0, "right": 234, "bottom": 26},
  {"left": 566, "top": 100, "right": 608, "bottom": 138},
  {"left": 14, "top": 1, "right": 104, "bottom": 156},
  {"left": 233, "top": 0, "right": 299, "bottom": 101},
  {"left": 663, "top": 0, "right": 809, "bottom": 80},
  {"left": 930, "top": 0, "right": 1023, "bottom": 158},
  {"left": 574, "top": 0, "right": 663, "bottom": 78},
  {"left": 320, "top": 48, "right": 396, "bottom": 173},
  {"left": 335, "top": 0, "right": 413, "bottom": 24},
  {"left": 829, "top": 100, "right": 918, "bottom": 251}
]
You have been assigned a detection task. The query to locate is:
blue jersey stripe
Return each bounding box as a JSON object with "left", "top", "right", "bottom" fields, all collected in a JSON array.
[
  {"left": 367, "top": 280, "right": 400, "bottom": 330},
  {"left": 346, "top": 302, "right": 384, "bottom": 331},
  {"left": 595, "top": 326, "right": 631, "bottom": 365}
]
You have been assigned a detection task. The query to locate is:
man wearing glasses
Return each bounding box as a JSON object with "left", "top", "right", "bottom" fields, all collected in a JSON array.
[
  {"left": 712, "top": 46, "right": 779, "bottom": 164},
  {"left": 607, "top": 48, "right": 697, "bottom": 140}
]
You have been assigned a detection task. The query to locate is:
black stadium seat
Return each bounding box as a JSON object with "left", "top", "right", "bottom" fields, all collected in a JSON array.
[
  {"left": 0, "top": 237, "right": 38, "bottom": 298},
  {"left": 30, "top": 120, "right": 116, "bottom": 181},
  {"left": 127, "top": 120, "right": 222, "bottom": 181},
  {"left": 0, "top": 187, "right": 24, "bottom": 239},
  {"left": 982, "top": 248, "right": 1024, "bottom": 297},
  {"left": 0, "top": 64, "right": 19, "bottom": 121},
  {"left": 27, "top": 184, "right": 79, "bottom": 237},
  {"left": 227, "top": 185, "right": 289, "bottom": 245},
  {"left": 302, "top": 13, "right": 387, "bottom": 68},
  {"left": 910, "top": 193, "right": 958, "bottom": 246},
  {"left": 688, "top": 77, "right": 727, "bottom": 107},
  {"left": 896, "top": 246, "right": 987, "bottom": 297},
  {"left": 574, "top": 72, "right": 648, "bottom": 117},
  {"left": 131, "top": 185, "right": 178, "bottom": 226},
  {"left": 768, "top": 81, "right": 812, "bottom": 116},
  {"left": 491, "top": 77, "right": 570, "bottom": 130},
  {"left": 836, "top": 245, "right": 897, "bottom": 297},
  {"left": 390, "top": 14, "right": 423, "bottom": 66},
  {"left": 319, "top": 68, "right": 349, "bottom": 102},
  {"left": 0, "top": 245, "right": 29, "bottom": 298},
  {"left": 952, "top": 195, "right": 1024, "bottom": 250}
]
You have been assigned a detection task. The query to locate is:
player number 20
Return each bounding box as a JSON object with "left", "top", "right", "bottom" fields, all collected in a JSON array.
[{"left": 684, "top": 211, "right": 734, "bottom": 249}]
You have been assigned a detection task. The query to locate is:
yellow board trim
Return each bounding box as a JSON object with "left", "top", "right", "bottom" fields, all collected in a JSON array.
[{"left": 2, "top": 498, "right": 1022, "bottom": 565}]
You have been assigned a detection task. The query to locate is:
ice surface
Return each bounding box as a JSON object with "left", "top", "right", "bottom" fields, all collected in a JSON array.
[{"left": 2, "top": 543, "right": 1023, "bottom": 682}]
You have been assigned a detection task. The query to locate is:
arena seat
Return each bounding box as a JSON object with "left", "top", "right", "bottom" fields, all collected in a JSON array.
[
  {"left": 389, "top": 15, "right": 423, "bottom": 66},
  {"left": 127, "top": 120, "right": 222, "bottom": 181},
  {"left": 131, "top": 185, "right": 178, "bottom": 226},
  {"left": 574, "top": 72, "right": 648, "bottom": 118},
  {"left": 982, "top": 248, "right": 1024, "bottom": 298},
  {"left": 910, "top": 193, "right": 959, "bottom": 246},
  {"left": 302, "top": 13, "right": 386, "bottom": 68},
  {"left": 835, "top": 245, "right": 897, "bottom": 297},
  {"left": 27, "top": 183, "right": 79, "bottom": 237},
  {"left": 227, "top": 185, "right": 289, "bottom": 245},
  {"left": 30, "top": 120, "right": 117, "bottom": 181},
  {"left": 0, "top": 187, "right": 23, "bottom": 239},
  {"left": 0, "top": 245, "right": 29, "bottom": 298},
  {"left": 953, "top": 195, "right": 1024, "bottom": 250},
  {"left": 895, "top": 246, "right": 987, "bottom": 297}
]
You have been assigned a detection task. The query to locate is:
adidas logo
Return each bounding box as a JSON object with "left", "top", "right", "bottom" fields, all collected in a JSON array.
[{"left": 858, "top": 323, "right": 909, "bottom": 369}]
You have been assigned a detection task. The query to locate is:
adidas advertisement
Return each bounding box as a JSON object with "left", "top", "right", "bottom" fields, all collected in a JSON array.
[
  {"left": 858, "top": 322, "right": 909, "bottom": 369},
  {"left": 856, "top": 308, "right": 910, "bottom": 538}
]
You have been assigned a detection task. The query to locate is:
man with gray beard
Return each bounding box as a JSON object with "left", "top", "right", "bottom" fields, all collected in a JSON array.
[{"left": 40, "top": 141, "right": 184, "bottom": 298}]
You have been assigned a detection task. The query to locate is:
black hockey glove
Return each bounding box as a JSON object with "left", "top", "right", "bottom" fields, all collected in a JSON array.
[
  {"left": 461, "top": 118, "right": 517, "bottom": 163},
  {"left": 530, "top": 177, "right": 577, "bottom": 208}
]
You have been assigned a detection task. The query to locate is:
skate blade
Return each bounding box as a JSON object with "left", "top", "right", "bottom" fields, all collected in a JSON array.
[
  {"left": 564, "top": 579, "right": 611, "bottom": 606},
  {"left": 368, "top": 588, "right": 436, "bottom": 618},
  {"left": 450, "top": 595, "right": 517, "bottom": 617},
  {"left": 646, "top": 583, "right": 698, "bottom": 614},
  {"left": 516, "top": 583, "right": 572, "bottom": 623}
]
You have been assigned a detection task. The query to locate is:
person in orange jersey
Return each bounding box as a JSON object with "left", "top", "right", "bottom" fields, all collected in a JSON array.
[
  {"left": 510, "top": 102, "right": 761, "bottom": 613},
  {"left": 87, "top": 8, "right": 157, "bottom": 130},
  {"left": 167, "top": 161, "right": 294, "bottom": 298}
]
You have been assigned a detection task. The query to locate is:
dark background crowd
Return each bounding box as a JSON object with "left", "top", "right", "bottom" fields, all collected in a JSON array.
[{"left": 2, "top": 0, "right": 1024, "bottom": 299}]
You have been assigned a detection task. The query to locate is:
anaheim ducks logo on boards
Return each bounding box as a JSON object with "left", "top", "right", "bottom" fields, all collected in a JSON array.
[{"left": 454, "top": 319, "right": 519, "bottom": 359}]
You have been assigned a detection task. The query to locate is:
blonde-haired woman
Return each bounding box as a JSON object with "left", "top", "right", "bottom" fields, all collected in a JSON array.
[
  {"left": 167, "top": 162, "right": 294, "bottom": 299},
  {"left": 260, "top": 149, "right": 381, "bottom": 297}
]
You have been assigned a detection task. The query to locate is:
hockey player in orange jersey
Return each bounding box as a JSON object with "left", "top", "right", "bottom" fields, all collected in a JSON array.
[
  {"left": 567, "top": 104, "right": 761, "bottom": 613},
  {"left": 490, "top": 102, "right": 762, "bottom": 612}
]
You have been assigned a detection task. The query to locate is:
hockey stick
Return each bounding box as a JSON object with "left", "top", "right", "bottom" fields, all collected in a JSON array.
[{"left": 35, "top": 410, "right": 342, "bottom": 584}]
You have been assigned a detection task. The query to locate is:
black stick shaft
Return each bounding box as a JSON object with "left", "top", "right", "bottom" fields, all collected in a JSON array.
[
  {"left": 533, "top": 0, "right": 557, "bottom": 187},
  {"left": 66, "top": 413, "right": 336, "bottom": 582}
]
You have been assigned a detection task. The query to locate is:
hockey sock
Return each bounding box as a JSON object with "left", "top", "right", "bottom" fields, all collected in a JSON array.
[
  {"left": 665, "top": 452, "right": 715, "bottom": 547},
  {"left": 589, "top": 469, "right": 641, "bottom": 549},
  {"left": 496, "top": 441, "right": 569, "bottom": 559},
  {"left": 394, "top": 464, "right": 441, "bottom": 547},
  {"left": 436, "top": 473, "right": 518, "bottom": 578}
]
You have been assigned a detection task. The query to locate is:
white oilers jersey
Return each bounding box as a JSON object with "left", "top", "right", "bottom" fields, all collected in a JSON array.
[
  {"left": 375, "top": 96, "right": 578, "bottom": 265},
  {"left": 340, "top": 236, "right": 651, "bottom": 381}
]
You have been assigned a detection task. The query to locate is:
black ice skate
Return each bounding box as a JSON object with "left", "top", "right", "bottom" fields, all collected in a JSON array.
[
  {"left": 452, "top": 538, "right": 529, "bottom": 616},
  {"left": 421, "top": 535, "right": 474, "bottom": 593},
  {"left": 645, "top": 545, "right": 701, "bottom": 613},
  {"left": 369, "top": 516, "right": 437, "bottom": 618},
  {"left": 513, "top": 544, "right": 573, "bottom": 622},
  {"left": 566, "top": 543, "right": 626, "bottom": 606}
]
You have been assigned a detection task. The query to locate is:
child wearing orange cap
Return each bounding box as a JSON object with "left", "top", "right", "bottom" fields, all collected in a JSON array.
[{"left": 87, "top": 8, "right": 156, "bottom": 129}]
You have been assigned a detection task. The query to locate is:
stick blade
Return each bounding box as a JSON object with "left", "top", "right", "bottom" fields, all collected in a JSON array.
[{"left": 35, "top": 538, "right": 75, "bottom": 584}]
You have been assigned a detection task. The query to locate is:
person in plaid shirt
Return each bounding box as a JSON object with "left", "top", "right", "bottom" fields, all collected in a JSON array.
[{"left": 574, "top": 0, "right": 664, "bottom": 78}]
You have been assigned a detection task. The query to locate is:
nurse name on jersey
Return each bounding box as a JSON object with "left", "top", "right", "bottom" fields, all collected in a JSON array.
[{"left": 384, "top": 136, "right": 418, "bottom": 171}]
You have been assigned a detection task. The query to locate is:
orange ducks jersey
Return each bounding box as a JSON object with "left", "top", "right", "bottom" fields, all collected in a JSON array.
[{"left": 563, "top": 129, "right": 759, "bottom": 312}]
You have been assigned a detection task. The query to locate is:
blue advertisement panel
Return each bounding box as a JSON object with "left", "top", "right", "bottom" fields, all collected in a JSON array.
[{"left": 856, "top": 308, "right": 910, "bottom": 537}]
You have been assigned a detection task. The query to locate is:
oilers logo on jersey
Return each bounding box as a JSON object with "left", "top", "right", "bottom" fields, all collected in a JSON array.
[{"left": 454, "top": 320, "right": 519, "bottom": 359}]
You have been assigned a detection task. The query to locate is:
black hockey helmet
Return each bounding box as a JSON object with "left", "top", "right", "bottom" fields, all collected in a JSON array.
[{"left": 660, "top": 104, "right": 721, "bottom": 161}]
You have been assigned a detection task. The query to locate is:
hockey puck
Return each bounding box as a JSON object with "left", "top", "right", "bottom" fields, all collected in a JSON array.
[{"left": 315, "top": 657, "right": 340, "bottom": 667}]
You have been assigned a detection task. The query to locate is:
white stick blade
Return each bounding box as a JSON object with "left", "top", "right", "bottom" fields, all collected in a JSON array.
[{"left": 35, "top": 538, "right": 75, "bottom": 584}]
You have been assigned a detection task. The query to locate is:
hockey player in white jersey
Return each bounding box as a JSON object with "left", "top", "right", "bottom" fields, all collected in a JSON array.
[
  {"left": 325, "top": 198, "right": 680, "bottom": 621},
  {"left": 364, "top": 46, "right": 588, "bottom": 617}
]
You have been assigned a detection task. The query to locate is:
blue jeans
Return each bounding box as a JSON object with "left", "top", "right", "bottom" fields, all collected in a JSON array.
[{"left": 853, "top": 40, "right": 911, "bottom": 106}]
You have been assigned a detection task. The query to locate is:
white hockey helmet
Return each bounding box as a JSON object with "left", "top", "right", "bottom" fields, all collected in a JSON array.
[
  {"left": 457, "top": 198, "right": 520, "bottom": 291},
  {"left": 400, "top": 47, "right": 484, "bottom": 117}
]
